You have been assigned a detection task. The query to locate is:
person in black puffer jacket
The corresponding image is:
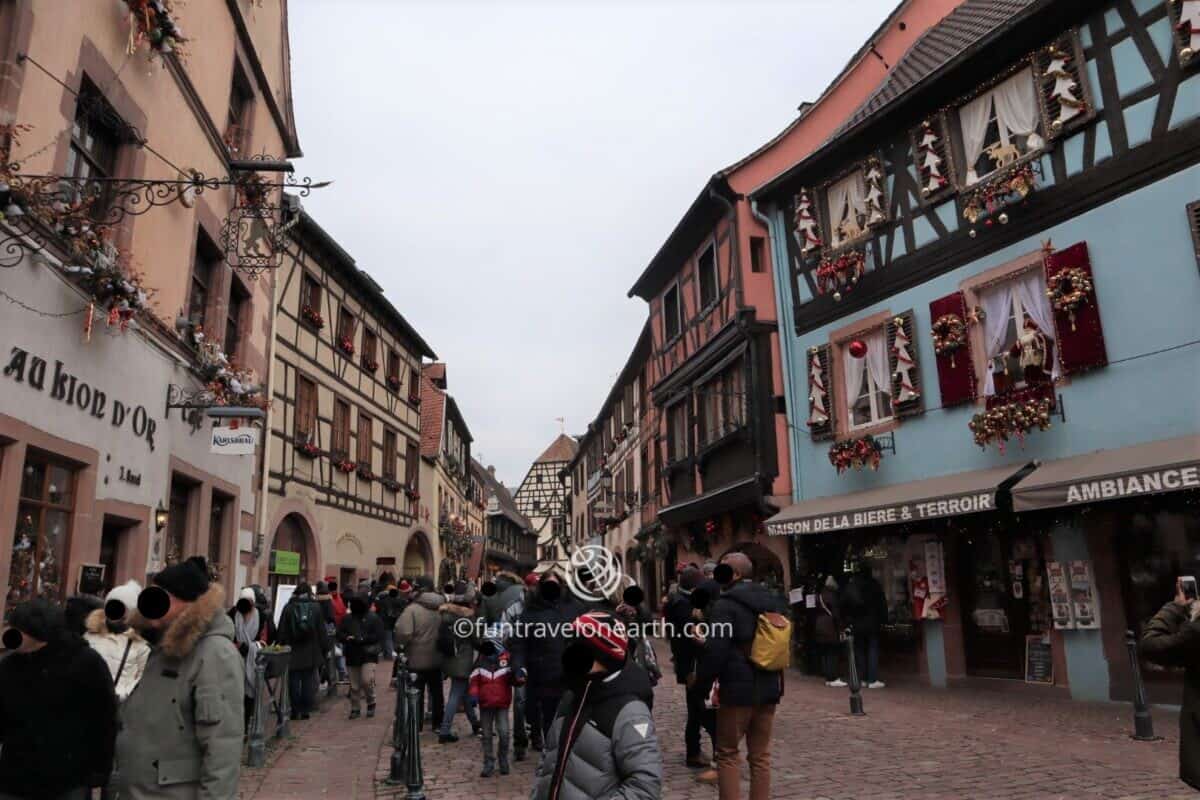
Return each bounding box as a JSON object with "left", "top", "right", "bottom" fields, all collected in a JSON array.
[
  {"left": 694, "top": 553, "right": 789, "bottom": 799},
  {"left": 663, "top": 565, "right": 716, "bottom": 768},
  {"left": 0, "top": 599, "right": 118, "bottom": 799},
  {"left": 337, "top": 595, "right": 385, "bottom": 719},
  {"left": 510, "top": 573, "right": 584, "bottom": 745}
]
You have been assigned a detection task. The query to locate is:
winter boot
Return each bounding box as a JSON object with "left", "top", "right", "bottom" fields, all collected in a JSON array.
[
  {"left": 366, "top": 704, "right": 376, "bottom": 718},
  {"left": 480, "top": 762, "right": 495, "bottom": 778},
  {"left": 348, "top": 709, "right": 361, "bottom": 720},
  {"left": 499, "top": 758, "right": 510, "bottom": 776}
]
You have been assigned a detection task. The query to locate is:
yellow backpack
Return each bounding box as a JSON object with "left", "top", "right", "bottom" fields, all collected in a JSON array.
[{"left": 748, "top": 611, "right": 792, "bottom": 671}]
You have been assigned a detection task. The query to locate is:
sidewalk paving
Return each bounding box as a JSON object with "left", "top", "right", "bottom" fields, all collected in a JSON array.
[{"left": 239, "top": 652, "right": 1191, "bottom": 799}]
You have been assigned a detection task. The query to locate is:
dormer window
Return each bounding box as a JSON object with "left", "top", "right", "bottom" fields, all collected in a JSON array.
[{"left": 958, "top": 66, "right": 1044, "bottom": 186}]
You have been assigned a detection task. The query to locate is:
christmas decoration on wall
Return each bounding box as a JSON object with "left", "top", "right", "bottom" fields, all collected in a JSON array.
[
  {"left": 1042, "top": 241, "right": 1108, "bottom": 375},
  {"left": 807, "top": 346, "right": 830, "bottom": 432},
  {"left": 301, "top": 304, "right": 324, "bottom": 329},
  {"left": 1045, "top": 267, "right": 1093, "bottom": 331},
  {"left": 1172, "top": 0, "right": 1199, "bottom": 65},
  {"left": 828, "top": 435, "right": 884, "bottom": 474},
  {"left": 963, "top": 162, "right": 1037, "bottom": 224},
  {"left": 912, "top": 118, "right": 953, "bottom": 199},
  {"left": 847, "top": 339, "right": 868, "bottom": 359},
  {"left": 931, "top": 313, "right": 967, "bottom": 368},
  {"left": 63, "top": 234, "right": 152, "bottom": 340},
  {"left": 890, "top": 316, "right": 921, "bottom": 407},
  {"left": 121, "top": 0, "right": 187, "bottom": 59},
  {"left": 816, "top": 249, "right": 866, "bottom": 298},
  {"left": 193, "top": 329, "right": 268, "bottom": 410},
  {"left": 1009, "top": 317, "right": 1052, "bottom": 385},
  {"left": 1042, "top": 44, "right": 1087, "bottom": 131},
  {"left": 863, "top": 158, "right": 886, "bottom": 226},
  {"left": 928, "top": 291, "right": 977, "bottom": 406},
  {"left": 969, "top": 395, "right": 1053, "bottom": 453},
  {"left": 792, "top": 189, "right": 822, "bottom": 254}
]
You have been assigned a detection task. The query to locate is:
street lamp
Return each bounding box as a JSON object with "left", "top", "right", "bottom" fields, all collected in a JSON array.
[
  {"left": 154, "top": 502, "right": 169, "bottom": 532},
  {"left": 600, "top": 466, "right": 613, "bottom": 492}
]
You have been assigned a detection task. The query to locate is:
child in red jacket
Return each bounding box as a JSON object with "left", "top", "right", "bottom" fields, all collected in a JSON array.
[{"left": 469, "top": 631, "right": 514, "bottom": 777}]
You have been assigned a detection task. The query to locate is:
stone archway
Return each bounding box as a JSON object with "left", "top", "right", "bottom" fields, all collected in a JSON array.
[
  {"left": 723, "top": 541, "right": 785, "bottom": 589},
  {"left": 267, "top": 512, "right": 319, "bottom": 595},
  {"left": 403, "top": 531, "right": 433, "bottom": 580}
]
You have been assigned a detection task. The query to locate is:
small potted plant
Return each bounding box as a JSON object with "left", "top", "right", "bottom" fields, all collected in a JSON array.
[
  {"left": 301, "top": 305, "right": 324, "bottom": 329},
  {"left": 296, "top": 436, "right": 320, "bottom": 458},
  {"left": 356, "top": 463, "right": 374, "bottom": 482},
  {"left": 387, "top": 374, "right": 402, "bottom": 391},
  {"left": 362, "top": 354, "right": 380, "bottom": 373},
  {"left": 337, "top": 335, "right": 355, "bottom": 357},
  {"left": 334, "top": 456, "right": 356, "bottom": 473}
]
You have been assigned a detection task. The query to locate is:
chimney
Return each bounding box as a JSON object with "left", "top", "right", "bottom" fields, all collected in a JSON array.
[{"left": 487, "top": 465, "right": 496, "bottom": 476}]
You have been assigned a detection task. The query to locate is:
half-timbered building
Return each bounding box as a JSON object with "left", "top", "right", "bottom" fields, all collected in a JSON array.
[
  {"left": 475, "top": 459, "right": 538, "bottom": 576},
  {"left": 758, "top": 0, "right": 1200, "bottom": 701},
  {"left": 513, "top": 433, "right": 577, "bottom": 561},
  {"left": 266, "top": 197, "right": 437, "bottom": 593},
  {"left": 419, "top": 363, "right": 475, "bottom": 585}
]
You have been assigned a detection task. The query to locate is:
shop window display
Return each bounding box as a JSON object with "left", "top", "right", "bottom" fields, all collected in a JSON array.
[{"left": 8, "top": 454, "right": 75, "bottom": 606}]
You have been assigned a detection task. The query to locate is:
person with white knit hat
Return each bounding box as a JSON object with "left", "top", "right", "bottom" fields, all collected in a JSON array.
[
  {"left": 84, "top": 580, "right": 152, "bottom": 702},
  {"left": 229, "top": 586, "right": 272, "bottom": 731}
]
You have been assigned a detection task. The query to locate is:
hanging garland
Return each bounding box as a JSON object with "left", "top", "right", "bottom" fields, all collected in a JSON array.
[
  {"left": 193, "top": 329, "right": 268, "bottom": 410},
  {"left": 828, "top": 435, "right": 883, "bottom": 474},
  {"left": 931, "top": 314, "right": 967, "bottom": 367},
  {"left": 1045, "top": 267, "right": 1093, "bottom": 332},
  {"left": 963, "top": 162, "right": 1037, "bottom": 224},
  {"left": 121, "top": 0, "right": 188, "bottom": 59},
  {"left": 816, "top": 249, "right": 865, "bottom": 298},
  {"left": 968, "top": 396, "right": 1053, "bottom": 453},
  {"left": 63, "top": 232, "right": 152, "bottom": 338}
]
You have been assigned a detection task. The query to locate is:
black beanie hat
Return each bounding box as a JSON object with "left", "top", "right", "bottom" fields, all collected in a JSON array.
[
  {"left": 153, "top": 556, "right": 210, "bottom": 601},
  {"left": 8, "top": 599, "right": 66, "bottom": 642}
]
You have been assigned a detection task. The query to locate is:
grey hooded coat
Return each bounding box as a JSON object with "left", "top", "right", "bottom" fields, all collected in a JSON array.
[
  {"left": 116, "top": 585, "right": 244, "bottom": 800},
  {"left": 394, "top": 591, "right": 447, "bottom": 672},
  {"left": 530, "top": 665, "right": 661, "bottom": 800}
]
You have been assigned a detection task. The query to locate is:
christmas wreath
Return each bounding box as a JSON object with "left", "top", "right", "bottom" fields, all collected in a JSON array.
[
  {"left": 931, "top": 314, "right": 967, "bottom": 366},
  {"left": 968, "top": 397, "right": 1053, "bottom": 453},
  {"left": 828, "top": 435, "right": 883, "bottom": 474},
  {"left": 1046, "top": 268, "right": 1093, "bottom": 331}
]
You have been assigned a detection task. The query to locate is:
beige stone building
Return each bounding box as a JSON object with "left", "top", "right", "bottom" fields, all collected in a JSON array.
[
  {"left": 418, "top": 364, "right": 474, "bottom": 585},
  {"left": 0, "top": 0, "right": 299, "bottom": 608},
  {"left": 263, "top": 198, "right": 437, "bottom": 594}
]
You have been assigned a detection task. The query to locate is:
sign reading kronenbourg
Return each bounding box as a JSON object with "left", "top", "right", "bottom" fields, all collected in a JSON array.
[
  {"left": 211, "top": 426, "right": 259, "bottom": 455},
  {"left": 767, "top": 492, "right": 995, "bottom": 536}
]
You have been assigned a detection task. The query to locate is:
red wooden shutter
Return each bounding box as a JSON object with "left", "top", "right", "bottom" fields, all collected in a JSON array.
[
  {"left": 928, "top": 291, "right": 977, "bottom": 407},
  {"left": 1043, "top": 241, "right": 1107, "bottom": 375},
  {"left": 806, "top": 344, "right": 835, "bottom": 441}
]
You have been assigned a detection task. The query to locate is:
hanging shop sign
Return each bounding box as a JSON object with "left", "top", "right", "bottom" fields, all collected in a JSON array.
[
  {"left": 210, "top": 425, "right": 258, "bottom": 455},
  {"left": 3, "top": 346, "right": 158, "bottom": 450}
]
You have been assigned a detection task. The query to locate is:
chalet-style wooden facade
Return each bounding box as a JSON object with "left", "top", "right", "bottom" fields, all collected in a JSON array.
[
  {"left": 513, "top": 434, "right": 578, "bottom": 561},
  {"left": 268, "top": 197, "right": 437, "bottom": 591},
  {"left": 757, "top": 0, "right": 1200, "bottom": 701}
]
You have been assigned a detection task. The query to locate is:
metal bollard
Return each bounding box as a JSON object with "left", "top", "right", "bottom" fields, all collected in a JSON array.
[
  {"left": 387, "top": 653, "right": 411, "bottom": 785},
  {"left": 845, "top": 628, "right": 866, "bottom": 716},
  {"left": 278, "top": 663, "right": 291, "bottom": 739},
  {"left": 1125, "top": 629, "right": 1160, "bottom": 741},
  {"left": 326, "top": 648, "right": 339, "bottom": 699},
  {"left": 400, "top": 659, "right": 427, "bottom": 800},
  {"left": 246, "top": 654, "right": 269, "bottom": 767}
]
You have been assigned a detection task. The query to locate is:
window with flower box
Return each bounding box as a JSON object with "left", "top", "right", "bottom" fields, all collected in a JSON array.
[
  {"left": 357, "top": 412, "right": 373, "bottom": 470},
  {"left": 361, "top": 328, "right": 379, "bottom": 372},
  {"left": 336, "top": 306, "right": 356, "bottom": 356},
  {"left": 383, "top": 428, "right": 398, "bottom": 482},
  {"left": 332, "top": 397, "right": 351, "bottom": 458},
  {"left": 842, "top": 329, "right": 893, "bottom": 431},
  {"left": 299, "top": 274, "right": 323, "bottom": 329},
  {"left": 295, "top": 374, "right": 317, "bottom": 443}
]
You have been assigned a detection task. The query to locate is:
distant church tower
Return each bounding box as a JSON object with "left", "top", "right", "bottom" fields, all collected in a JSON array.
[{"left": 513, "top": 434, "right": 578, "bottom": 561}]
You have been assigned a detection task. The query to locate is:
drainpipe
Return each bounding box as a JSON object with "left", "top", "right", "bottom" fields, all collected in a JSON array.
[
  {"left": 254, "top": 258, "right": 282, "bottom": 583},
  {"left": 750, "top": 198, "right": 803, "bottom": 506}
]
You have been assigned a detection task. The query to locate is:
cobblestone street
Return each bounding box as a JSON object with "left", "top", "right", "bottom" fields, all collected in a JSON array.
[{"left": 238, "top": 648, "right": 1191, "bottom": 800}]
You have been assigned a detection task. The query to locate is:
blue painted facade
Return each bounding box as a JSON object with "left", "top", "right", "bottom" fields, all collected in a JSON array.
[{"left": 757, "top": 0, "right": 1200, "bottom": 701}]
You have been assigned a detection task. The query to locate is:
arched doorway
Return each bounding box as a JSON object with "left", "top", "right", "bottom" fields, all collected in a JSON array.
[
  {"left": 268, "top": 513, "right": 315, "bottom": 596},
  {"left": 723, "top": 541, "right": 785, "bottom": 590},
  {"left": 403, "top": 531, "right": 433, "bottom": 580}
]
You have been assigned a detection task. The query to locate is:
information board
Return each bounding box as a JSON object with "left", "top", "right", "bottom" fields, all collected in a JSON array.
[{"left": 1025, "top": 634, "right": 1054, "bottom": 684}]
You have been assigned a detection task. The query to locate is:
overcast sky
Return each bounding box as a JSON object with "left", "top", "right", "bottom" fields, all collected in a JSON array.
[{"left": 289, "top": 0, "right": 898, "bottom": 487}]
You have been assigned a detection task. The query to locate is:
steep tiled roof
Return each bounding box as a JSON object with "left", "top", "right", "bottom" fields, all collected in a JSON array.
[
  {"left": 472, "top": 457, "right": 532, "bottom": 529},
  {"left": 535, "top": 434, "right": 579, "bottom": 465},
  {"left": 833, "top": 0, "right": 1040, "bottom": 137},
  {"left": 419, "top": 374, "right": 445, "bottom": 459}
]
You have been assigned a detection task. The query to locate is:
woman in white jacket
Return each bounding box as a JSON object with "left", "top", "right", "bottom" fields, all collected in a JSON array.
[{"left": 84, "top": 580, "right": 152, "bottom": 702}]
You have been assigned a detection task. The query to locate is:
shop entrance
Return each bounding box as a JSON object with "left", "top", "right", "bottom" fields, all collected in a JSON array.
[
  {"left": 958, "top": 532, "right": 1052, "bottom": 679},
  {"left": 98, "top": 515, "right": 137, "bottom": 595},
  {"left": 268, "top": 513, "right": 312, "bottom": 598}
]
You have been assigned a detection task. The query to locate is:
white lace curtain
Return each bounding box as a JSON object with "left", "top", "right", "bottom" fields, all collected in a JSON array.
[
  {"left": 828, "top": 170, "right": 866, "bottom": 246},
  {"left": 1011, "top": 269, "right": 1060, "bottom": 383},
  {"left": 979, "top": 270, "right": 1060, "bottom": 395},
  {"left": 960, "top": 67, "right": 1045, "bottom": 184},
  {"left": 843, "top": 330, "right": 891, "bottom": 420}
]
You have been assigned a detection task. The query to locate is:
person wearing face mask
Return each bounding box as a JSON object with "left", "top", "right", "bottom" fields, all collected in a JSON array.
[
  {"left": 337, "top": 595, "right": 384, "bottom": 720},
  {"left": 117, "top": 556, "right": 244, "bottom": 800},
  {"left": 693, "top": 553, "right": 789, "bottom": 800},
  {"left": 84, "top": 580, "right": 152, "bottom": 704},
  {"left": 0, "top": 599, "right": 117, "bottom": 800},
  {"left": 510, "top": 572, "right": 584, "bottom": 749},
  {"left": 229, "top": 587, "right": 272, "bottom": 731},
  {"left": 531, "top": 610, "right": 661, "bottom": 800}
]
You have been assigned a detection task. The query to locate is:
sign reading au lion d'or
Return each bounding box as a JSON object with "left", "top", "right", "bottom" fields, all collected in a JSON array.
[
  {"left": 767, "top": 492, "right": 994, "bottom": 536},
  {"left": 210, "top": 426, "right": 258, "bottom": 455}
]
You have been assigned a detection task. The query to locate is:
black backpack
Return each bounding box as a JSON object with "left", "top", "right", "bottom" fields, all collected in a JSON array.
[
  {"left": 291, "top": 599, "right": 318, "bottom": 640},
  {"left": 436, "top": 617, "right": 458, "bottom": 658}
]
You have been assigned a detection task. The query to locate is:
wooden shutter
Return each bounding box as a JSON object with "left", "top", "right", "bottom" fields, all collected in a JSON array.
[
  {"left": 806, "top": 344, "right": 835, "bottom": 441},
  {"left": 909, "top": 114, "right": 956, "bottom": 206},
  {"left": 928, "top": 292, "right": 977, "bottom": 407},
  {"left": 886, "top": 310, "right": 924, "bottom": 418},
  {"left": 1188, "top": 200, "right": 1200, "bottom": 274},
  {"left": 791, "top": 187, "right": 823, "bottom": 256},
  {"left": 1036, "top": 30, "right": 1095, "bottom": 141},
  {"left": 1043, "top": 241, "right": 1107, "bottom": 375}
]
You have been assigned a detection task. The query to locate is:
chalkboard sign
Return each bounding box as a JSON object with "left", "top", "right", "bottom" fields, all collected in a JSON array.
[
  {"left": 78, "top": 563, "right": 106, "bottom": 596},
  {"left": 1025, "top": 634, "right": 1054, "bottom": 684}
]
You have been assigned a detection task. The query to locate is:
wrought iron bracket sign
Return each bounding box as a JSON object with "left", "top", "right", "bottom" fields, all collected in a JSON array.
[{"left": 164, "top": 383, "right": 212, "bottom": 434}]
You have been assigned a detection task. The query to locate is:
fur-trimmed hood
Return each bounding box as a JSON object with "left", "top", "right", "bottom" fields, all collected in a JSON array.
[
  {"left": 84, "top": 608, "right": 146, "bottom": 641},
  {"left": 440, "top": 602, "right": 474, "bottom": 618},
  {"left": 152, "top": 585, "right": 231, "bottom": 659}
]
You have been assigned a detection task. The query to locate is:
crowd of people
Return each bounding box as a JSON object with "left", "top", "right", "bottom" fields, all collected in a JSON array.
[{"left": 4, "top": 552, "right": 1195, "bottom": 799}]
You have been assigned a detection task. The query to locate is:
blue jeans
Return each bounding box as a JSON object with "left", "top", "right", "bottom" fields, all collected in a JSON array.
[
  {"left": 289, "top": 666, "right": 318, "bottom": 715},
  {"left": 854, "top": 633, "right": 880, "bottom": 684},
  {"left": 440, "top": 676, "right": 479, "bottom": 735},
  {"left": 381, "top": 625, "right": 396, "bottom": 659}
]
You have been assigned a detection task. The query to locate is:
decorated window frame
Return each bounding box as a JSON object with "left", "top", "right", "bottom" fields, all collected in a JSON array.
[
  {"left": 952, "top": 62, "right": 1047, "bottom": 193},
  {"left": 817, "top": 154, "right": 889, "bottom": 256},
  {"left": 1168, "top": 0, "right": 1199, "bottom": 72},
  {"left": 828, "top": 310, "right": 898, "bottom": 439},
  {"left": 909, "top": 112, "right": 958, "bottom": 206}
]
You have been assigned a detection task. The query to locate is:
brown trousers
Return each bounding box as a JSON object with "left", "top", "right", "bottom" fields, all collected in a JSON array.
[
  {"left": 348, "top": 662, "right": 377, "bottom": 713},
  {"left": 714, "top": 704, "right": 776, "bottom": 800}
]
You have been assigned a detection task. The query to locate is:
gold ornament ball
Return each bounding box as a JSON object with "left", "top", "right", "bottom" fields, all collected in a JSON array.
[{"left": 1182, "top": 47, "right": 1194, "bottom": 62}]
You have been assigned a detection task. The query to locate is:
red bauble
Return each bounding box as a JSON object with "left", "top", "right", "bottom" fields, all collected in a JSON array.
[{"left": 848, "top": 339, "right": 868, "bottom": 359}]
